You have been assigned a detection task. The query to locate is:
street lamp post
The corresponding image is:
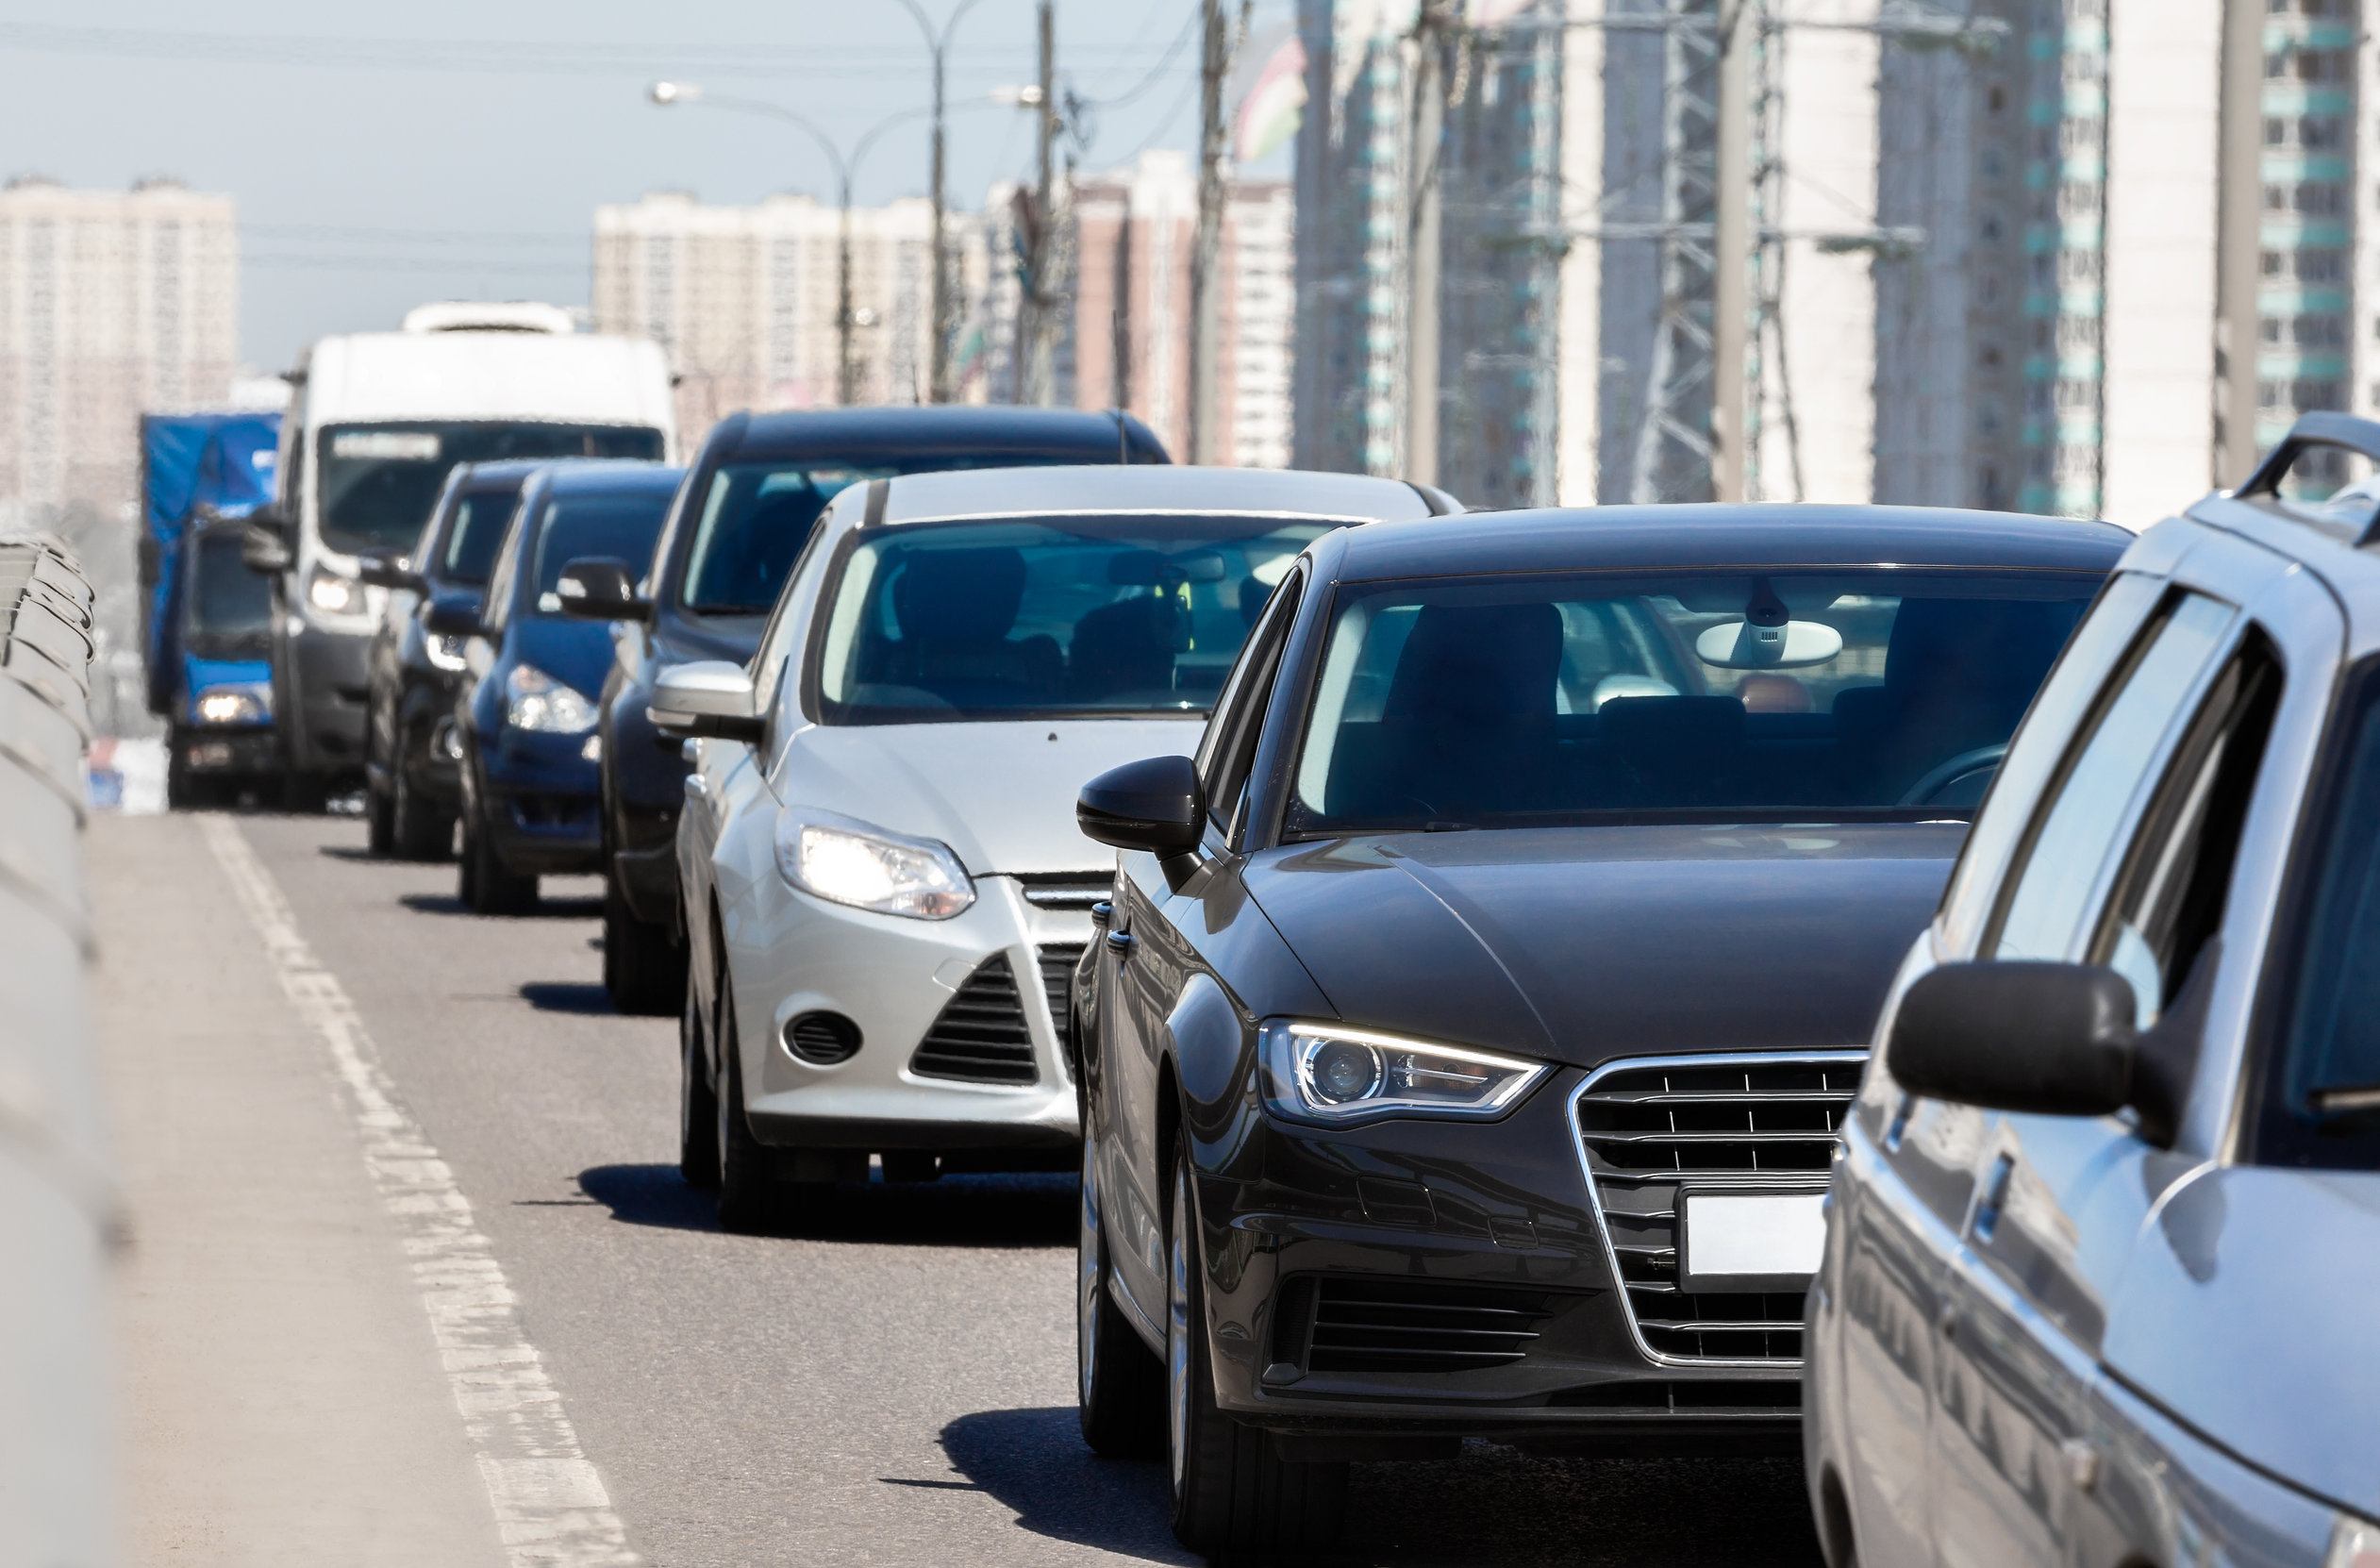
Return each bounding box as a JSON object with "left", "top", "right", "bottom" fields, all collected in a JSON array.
[
  {"left": 651, "top": 82, "right": 932, "bottom": 406},
  {"left": 891, "top": 0, "right": 992, "bottom": 405}
]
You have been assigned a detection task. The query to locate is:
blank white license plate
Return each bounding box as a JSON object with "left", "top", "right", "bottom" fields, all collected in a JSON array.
[{"left": 1679, "top": 1193, "right": 1827, "bottom": 1293}]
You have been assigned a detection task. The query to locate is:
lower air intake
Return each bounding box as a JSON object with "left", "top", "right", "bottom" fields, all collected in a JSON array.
[
  {"left": 909, "top": 957, "right": 1039, "bottom": 1085},
  {"left": 784, "top": 1011, "right": 861, "bottom": 1065},
  {"left": 1275, "top": 1276, "right": 1552, "bottom": 1375}
]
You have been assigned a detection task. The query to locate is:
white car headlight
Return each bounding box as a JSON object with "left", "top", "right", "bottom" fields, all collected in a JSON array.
[
  {"left": 2328, "top": 1514, "right": 2380, "bottom": 1568},
  {"left": 424, "top": 632, "right": 470, "bottom": 672},
  {"left": 1258, "top": 1020, "right": 1548, "bottom": 1125},
  {"left": 308, "top": 567, "right": 367, "bottom": 616},
  {"left": 505, "top": 664, "right": 596, "bottom": 734},
  {"left": 191, "top": 688, "right": 265, "bottom": 726},
  {"left": 774, "top": 807, "right": 975, "bottom": 921}
]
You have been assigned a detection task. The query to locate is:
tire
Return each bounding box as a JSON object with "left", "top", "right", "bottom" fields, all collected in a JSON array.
[
  {"left": 391, "top": 751, "right": 453, "bottom": 860},
  {"left": 1078, "top": 1130, "right": 1164, "bottom": 1458},
  {"left": 680, "top": 972, "right": 721, "bottom": 1190},
  {"left": 713, "top": 990, "right": 778, "bottom": 1233},
  {"left": 365, "top": 780, "right": 395, "bottom": 854},
  {"left": 1167, "top": 1150, "right": 1346, "bottom": 1558},
  {"left": 604, "top": 876, "right": 687, "bottom": 1016},
  {"left": 460, "top": 811, "right": 538, "bottom": 915}
]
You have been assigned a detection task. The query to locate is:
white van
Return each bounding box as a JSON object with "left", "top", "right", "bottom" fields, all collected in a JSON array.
[{"left": 248, "top": 302, "right": 676, "bottom": 788}]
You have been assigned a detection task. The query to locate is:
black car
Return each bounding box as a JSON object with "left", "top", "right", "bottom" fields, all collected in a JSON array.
[
  {"left": 566, "top": 405, "right": 1168, "bottom": 1014},
  {"left": 447, "top": 461, "right": 680, "bottom": 913},
  {"left": 357, "top": 459, "right": 543, "bottom": 858},
  {"left": 1067, "top": 504, "right": 2129, "bottom": 1559}
]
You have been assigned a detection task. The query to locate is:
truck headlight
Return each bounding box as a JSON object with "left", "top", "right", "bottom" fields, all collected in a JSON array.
[
  {"left": 505, "top": 664, "right": 596, "bottom": 734},
  {"left": 192, "top": 687, "right": 266, "bottom": 726},
  {"left": 1258, "top": 1021, "right": 1548, "bottom": 1125},
  {"left": 773, "top": 807, "right": 974, "bottom": 920},
  {"left": 308, "top": 567, "right": 367, "bottom": 616}
]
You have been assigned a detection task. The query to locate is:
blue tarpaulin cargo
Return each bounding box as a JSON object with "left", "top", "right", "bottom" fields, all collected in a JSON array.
[{"left": 140, "top": 411, "right": 280, "bottom": 718}]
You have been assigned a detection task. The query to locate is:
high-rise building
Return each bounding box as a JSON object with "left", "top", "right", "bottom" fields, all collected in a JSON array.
[
  {"left": 0, "top": 177, "right": 238, "bottom": 526},
  {"left": 591, "top": 192, "right": 993, "bottom": 447},
  {"left": 1067, "top": 150, "right": 1295, "bottom": 467}
]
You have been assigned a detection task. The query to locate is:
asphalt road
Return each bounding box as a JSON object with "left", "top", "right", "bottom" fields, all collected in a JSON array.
[{"left": 110, "top": 807, "right": 1824, "bottom": 1568}]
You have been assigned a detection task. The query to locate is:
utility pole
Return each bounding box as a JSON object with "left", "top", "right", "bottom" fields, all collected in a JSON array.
[
  {"left": 895, "top": 0, "right": 989, "bottom": 405},
  {"left": 2215, "top": 0, "right": 2264, "bottom": 487},
  {"left": 1709, "top": 0, "right": 1753, "bottom": 504},
  {"left": 1024, "top": 0, "right": 1058, "bottom": 406},
  {"left": 1189, "top": 0, "right": 1228, "bottom": 464},
  {"left": 1405, "top": 0, "right": 1454, "bottom": 489}
]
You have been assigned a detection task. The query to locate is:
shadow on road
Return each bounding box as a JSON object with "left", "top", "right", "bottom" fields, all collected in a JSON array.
[
  {"left": 520, "top": 981, "right": 616, "bottom": 1015},
  {"left": 937, "top": 1407, "right": 1192, "bottom": 1564},
  {"left": 396, "top": 891, "right": 603, "bottom": 920},
  {"left": 575, "top": 1163, "right": 1076, "bottom": 1248}
]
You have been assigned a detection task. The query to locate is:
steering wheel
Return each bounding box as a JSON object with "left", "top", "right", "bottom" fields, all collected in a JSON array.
[{"left": 1897, "top": 743, "right": 2008, "bottom": 809}]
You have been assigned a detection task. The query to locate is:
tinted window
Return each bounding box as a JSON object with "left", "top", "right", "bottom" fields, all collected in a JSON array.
[
  {"left": 316, "top": 423, "right": 664, "bottom": 554},
  {"left": 2255, "top": 661, "right": 2380, "bottom": 1170},
  {"left": 441, "top": 490, "right": 521, "bottom": 585},
  {"left": 1989, "top": 593, "right": 2235, "bottom": 960},
  {"left": 814, "top": 515, "right": 1323, "bottom": 723},
  {"left": 189, "top": 531, "right": 273, "bottom": 641},
  {"left": 679, "top": 454, "right": 1089, "bottom": 616},
  {"left": 528, "top": 492, "right": 673, "bottom": 612},
  {"left": 1286, "top": 570, "right": 2099, "bottom": 834}
]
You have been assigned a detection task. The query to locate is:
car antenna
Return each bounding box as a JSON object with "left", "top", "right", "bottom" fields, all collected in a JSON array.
[{"left": 1112, "top": 408, "right": 1128, "bottom": 465}]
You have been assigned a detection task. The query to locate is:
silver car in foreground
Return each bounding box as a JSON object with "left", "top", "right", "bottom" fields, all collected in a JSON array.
[
  {"left": 1806, "top": 412, "right": 2380, "bottom": 1568},
  {"left": 656, "top": 464, "right": 1455, "bottom": 1229}
]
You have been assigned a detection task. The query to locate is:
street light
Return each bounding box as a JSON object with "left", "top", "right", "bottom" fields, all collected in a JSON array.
[
  {"left": 890, "top": 0, "right": 993, "bottom": 404},
  {"left": 651, "top": 82, "right": 947, "bottom": 406}
]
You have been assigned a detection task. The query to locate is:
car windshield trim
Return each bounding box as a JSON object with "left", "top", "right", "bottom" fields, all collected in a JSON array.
[{"left": 1277, "top": 806, "right": 1973, "bottom": 842}]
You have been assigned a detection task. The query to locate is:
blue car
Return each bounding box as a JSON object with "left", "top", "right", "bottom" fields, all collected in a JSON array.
[{"left": 449, "top": 461, "right": 681, "bottom": 913}]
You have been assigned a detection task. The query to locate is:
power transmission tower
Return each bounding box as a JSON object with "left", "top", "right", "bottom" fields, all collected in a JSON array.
[
  {"left": 1405, "top": 0, "right": 1457, "bottom": 489},
  {"left": 1627, "top": 0, "right": 1723, "bottom": 504}
]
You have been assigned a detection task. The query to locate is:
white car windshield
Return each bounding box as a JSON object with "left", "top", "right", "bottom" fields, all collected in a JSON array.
[{"left": 814, "top": 514, "right": 1329, "bottom": 723}]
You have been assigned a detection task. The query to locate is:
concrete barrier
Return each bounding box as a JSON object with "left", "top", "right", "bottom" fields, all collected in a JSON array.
[{"left": 0, "top": 533, "right": 118, "bottom": 1567}]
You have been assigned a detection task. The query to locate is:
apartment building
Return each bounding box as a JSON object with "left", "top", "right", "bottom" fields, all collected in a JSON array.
[{"left": 0, "top": 177, "right": 238, "bottom": 525}]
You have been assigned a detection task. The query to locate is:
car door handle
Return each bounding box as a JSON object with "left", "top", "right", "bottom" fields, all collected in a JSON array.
[{"left": 1107, "top": 929, "right": 1135, "bottom": 956}]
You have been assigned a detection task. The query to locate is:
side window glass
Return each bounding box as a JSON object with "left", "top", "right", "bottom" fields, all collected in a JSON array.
[
  {"left": 1198, "top": 570, "right": 1304, "bottom": 835},
  {"left": 2088, "top": 635, "right": 2282, "bottom": 1026},
  {"left": 478, "top": 506, "right": 527, "bottom": 637},
  {"left": 1987, "top": 592, "right": 2237, "bottom": 961},
  {"left": 2254, "top": 659, "right": 2380, "bottom": 1171}
]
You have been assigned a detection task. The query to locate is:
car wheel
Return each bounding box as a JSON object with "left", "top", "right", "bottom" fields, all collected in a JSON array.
[
  {"left": 365, "top": 778, "right": 395, "bottom": 854},
  {"left": 1166, "top": 1147, "right": 1345, "bottom": 1557},
  {"left": 1078, "top": 1128, "right": 1163, "bottom": 1457},
  {"left": 461, "top": 811, "right": 538, "bottom": 915},
  {"left": 713, "top": 985, "right": 777, "bottom": 1233},
  {"left": 604, "top": 876, "right": 686, "bottom": 1016},
  {"left": 391, "top": 747, "right": 452, "bottom": 860},
  {"left": 680, "top": 971, "right": 721, "bottom": 1190}
]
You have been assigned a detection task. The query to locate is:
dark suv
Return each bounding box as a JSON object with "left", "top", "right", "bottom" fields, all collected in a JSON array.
[
  {"left": 357, "top": 460, "right": 541, "bottom": 859},
  {"left": 568, "top": 406, "right": 1166, "bottom": 1013}
]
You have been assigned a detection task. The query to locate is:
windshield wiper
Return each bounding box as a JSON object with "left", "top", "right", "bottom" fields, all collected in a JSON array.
[{"left": 2310, "top": 1083, "right": 2380, "bottom": 1117}]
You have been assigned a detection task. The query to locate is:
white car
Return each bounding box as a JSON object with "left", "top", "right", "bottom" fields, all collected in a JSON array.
[{"left": 658, "top": 465, "right": 1456, "bottom": 1229}]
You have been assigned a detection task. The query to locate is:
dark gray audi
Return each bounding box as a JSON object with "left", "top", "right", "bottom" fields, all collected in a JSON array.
[{"left": 1067, "top": 504, "right": 2128, "bottom": 1559}]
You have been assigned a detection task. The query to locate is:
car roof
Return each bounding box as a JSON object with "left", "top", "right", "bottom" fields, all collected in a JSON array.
[
  {"left": 531, "top": 460, "right": 684, "bottom": 496},
  {"left": 453, "top": 459, "right": 550, "bottom": 489},
  {"left": 1329, "top": 504, "right": 2133, "bottom": 582},
  {"left": 874, "top": 464, "right": 1444, "bottom": 525},
  {"left": 726, "top": 406, "right": 1168, "bottom": 464}
]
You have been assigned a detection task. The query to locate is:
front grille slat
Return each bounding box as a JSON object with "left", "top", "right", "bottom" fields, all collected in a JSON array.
[
  {"left": 909, "top": 958, "right": 1037, "bottom": 1085},
  {"left": 1290, "top": 1276, "right": 1555, "bottom": 1375},
  {"left": 1037, "top": 945, "right": 1083, "bottom": 1045},
  {"left": 1575, "top": 1052, "right": 1865, "bottom": 1366}
]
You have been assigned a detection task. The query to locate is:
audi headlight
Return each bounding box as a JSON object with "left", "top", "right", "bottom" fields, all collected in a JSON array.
[
  {"left": 1258, "top": 1021, "right": 1548, "bottom": 1125},
  {"left": 307, "top": 567, "right": 367, "bottom": 616},
  {"left": 191, "top": 687, "right": 266, "bottom": 726},
  {"left": 773, "top": 807, "right": 974, "bottom": 920},
  {"left": 505, "top": 664, "right": 596, "bottom": 734},
  {"left": 424, "top": 633, "right": 469, "bottom": 672}
]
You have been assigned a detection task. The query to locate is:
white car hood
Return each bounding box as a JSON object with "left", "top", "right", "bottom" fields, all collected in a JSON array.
[{"left": 774, "top": 716, "right": 1207, "bottom": 876}]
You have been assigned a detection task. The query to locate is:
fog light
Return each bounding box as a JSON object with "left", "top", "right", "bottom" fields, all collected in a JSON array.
[
  {"left": 187, "top": 740, "right": 234, "bottom": 770},
  {"left": 784, "top": 1011, "right": 862, "bottom": 1065},
  {"left": 581, "top": 734, "right": 602, "bottom": 762}
]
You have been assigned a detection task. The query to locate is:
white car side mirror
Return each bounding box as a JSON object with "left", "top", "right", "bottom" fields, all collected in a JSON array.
[{"left": 650, "top": 660, "right": 764, "bottom": 742}]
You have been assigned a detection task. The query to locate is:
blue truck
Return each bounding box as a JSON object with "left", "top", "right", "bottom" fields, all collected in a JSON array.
[{"left": 139, "top": 410, "right": 284, "bottom": 808}]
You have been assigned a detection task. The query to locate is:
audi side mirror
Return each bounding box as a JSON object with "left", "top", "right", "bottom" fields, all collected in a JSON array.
[
  {"left": 556, "top": 557, "right": 652, "bottom": 623},
  {"left": 356, "top": 546, "right": 424, "bottom": 594},
  {"left": 421, "top": 590, "right": 484, "bottom": 640},
  {"left": 650, "top": 660, "right": 763, "bottom": 742},
  {"left": 1077, "top": 755, "right": 1205, "bottom": 857}
]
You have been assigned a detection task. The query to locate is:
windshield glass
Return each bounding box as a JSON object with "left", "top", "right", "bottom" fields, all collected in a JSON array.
[
  {"left": 1286, "top": 570, "right": 2100, "bottom": 833},
  {"left": 190, "top": 531, "right": 274, "bottom": 642},
  {"left": 317, "top": 423, "right": 664, "bottom": 555},
  {"left": 815, "top": 514, "right": 1325, "bottom": 723},
  {"left": 440, "top": 488, "right": 523, "bottom": 585},
  {"left": 527, "top": 492, "right": 674, "bottom": 614},
  {"left": 680, "top": 455, "right": 1089, "bottom": 616}
]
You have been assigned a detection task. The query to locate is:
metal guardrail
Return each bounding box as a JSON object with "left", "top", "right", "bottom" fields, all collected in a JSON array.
[{"left": 0, "top": 532, "right": 119, "bottom": 1566}]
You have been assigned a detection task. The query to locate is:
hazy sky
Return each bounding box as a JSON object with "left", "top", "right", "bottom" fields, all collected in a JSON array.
[{"left": 0, "top": 1, "right": 1290, "bottom": 368}]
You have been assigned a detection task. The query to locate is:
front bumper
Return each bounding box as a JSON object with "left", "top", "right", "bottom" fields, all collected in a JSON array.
[
  {"left": 728, "top": 874, "right": 1089, "bottom": 1167},
  {"left": 1174, "top": 1065, "right": 1813, "bottom": 1455},
  {"left": 478, "top": 728, "right": 603, "bottom": 876},
  {"left": 171, "top": 725, "right": 279, "bottom": 776}
]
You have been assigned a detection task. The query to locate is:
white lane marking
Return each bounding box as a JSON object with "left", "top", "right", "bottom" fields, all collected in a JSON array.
[{"left": 202, "top": 815, "right": 640, "bottom": 1568}]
